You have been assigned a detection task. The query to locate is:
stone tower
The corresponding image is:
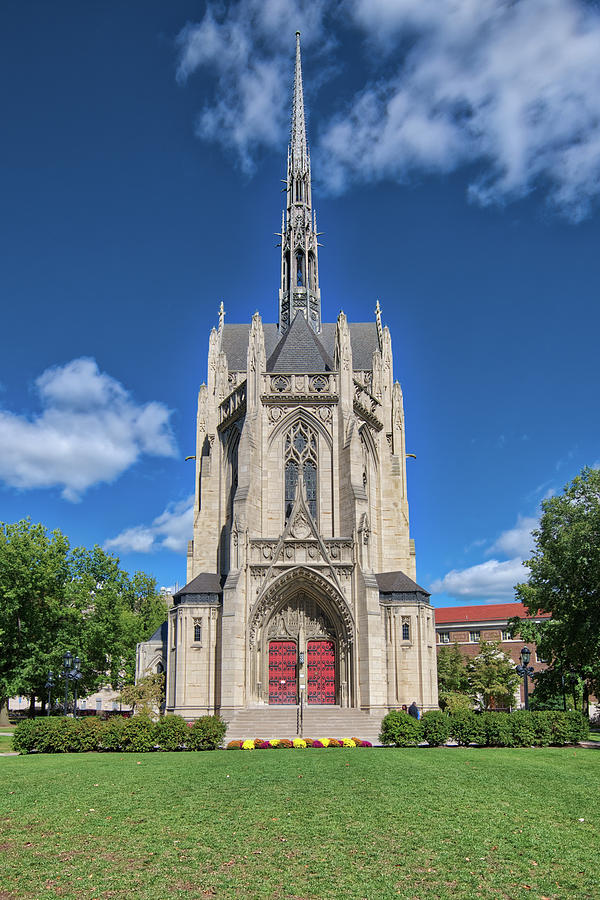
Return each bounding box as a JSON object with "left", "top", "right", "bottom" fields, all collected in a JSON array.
[{"left": 137, "top": 34, "right": 438, "bottom": 727}]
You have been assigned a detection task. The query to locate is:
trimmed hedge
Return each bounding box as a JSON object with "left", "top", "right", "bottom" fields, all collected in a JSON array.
[
  {"left": 379, "top": 710, "right": 423, "bottom": 747},
  {"left": 12, "top": 714, "right": 226, "bottom": 754},
  {"left": 379, "top": 708, "right": 589, "bottom": 748}
]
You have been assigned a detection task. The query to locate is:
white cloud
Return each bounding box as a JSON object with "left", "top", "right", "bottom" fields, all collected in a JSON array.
[
  {"left": 176, "top": 0, "right": 330, "bottom": 173},
  {"left": 322, "top": 0, "right": 600, "bottom": 219},
  {"left": 487, "top": 515, "right": 537, "bottom": 559},
  {"left": 430, "top": 557, "right": 528, "bottom": 599},
  {"left": 0, "top": 358, "right": 176, "bottom": 501},
  {"left": 104, "top": 496, "right": 194, "bottom": 556},
  {"left": 179, "top": 0, "right": 600, "bottom": 219}
]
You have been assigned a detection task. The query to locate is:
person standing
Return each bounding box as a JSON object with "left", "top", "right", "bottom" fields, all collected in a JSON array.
[{"left": 408, "top": 701, "right": 420, "bottom": 720}]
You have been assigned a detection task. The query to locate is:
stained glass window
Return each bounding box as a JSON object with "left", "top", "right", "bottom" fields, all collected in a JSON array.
[{"left": 284, "top": 421, "right": 318, "bottom": 522}]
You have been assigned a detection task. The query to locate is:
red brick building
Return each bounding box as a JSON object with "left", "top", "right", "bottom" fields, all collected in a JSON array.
[{"left": 434, "top": 602, "right": 551, "bottom": 707}]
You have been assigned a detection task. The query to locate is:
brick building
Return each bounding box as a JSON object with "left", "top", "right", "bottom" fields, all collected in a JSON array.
[{"left": 434, "top": 602, "right": 551, "bottom": 707}]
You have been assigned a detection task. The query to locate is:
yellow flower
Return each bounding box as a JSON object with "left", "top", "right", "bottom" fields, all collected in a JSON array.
[
  {"left": 242, "top": 739, "right": 255, "bottom": 750},
  {"left": 293, "top": 738, "right": 307, "bottom": 748}
]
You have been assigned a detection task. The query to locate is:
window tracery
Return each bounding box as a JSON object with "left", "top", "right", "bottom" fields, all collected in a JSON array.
[{"left": 284, "top": 421, "right": 318, "bottom": 522}]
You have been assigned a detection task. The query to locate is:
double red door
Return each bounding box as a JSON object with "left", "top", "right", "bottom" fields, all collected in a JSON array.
[
  {"left": 268, "top": 641, "right": 297, "bottom": 704},
  {"left": 307, "top": 640, "right": 336, "bottom": 704}
]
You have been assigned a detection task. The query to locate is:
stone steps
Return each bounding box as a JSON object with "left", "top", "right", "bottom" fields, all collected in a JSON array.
[{"left": 222, "top": 707, "right": 383, "bottom": 744}]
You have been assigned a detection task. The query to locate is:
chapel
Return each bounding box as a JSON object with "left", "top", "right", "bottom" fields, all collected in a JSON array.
[{"left": 136, "top": 34, "right": 438, "bottom": 732}]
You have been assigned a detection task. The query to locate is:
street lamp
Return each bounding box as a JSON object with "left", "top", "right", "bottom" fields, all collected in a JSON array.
[
  {"left": 45, "top": 671, "right": 55, "bottom": 716},
  {"left": 72, "top": 657, "right": 82, "bottom": 718},
  {"left": 516, "top": 646, "right": 535, "bottom": 710},
  {"left": 62, "top": 651, "right": 73, "bottom": 715}
]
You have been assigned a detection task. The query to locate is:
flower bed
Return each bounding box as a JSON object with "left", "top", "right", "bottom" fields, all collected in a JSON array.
[{"left": 226, "top": 737, "right": 373, "bottom": 749}]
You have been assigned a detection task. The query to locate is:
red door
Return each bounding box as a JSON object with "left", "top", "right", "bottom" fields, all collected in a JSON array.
[
  {"left": 268, "top": 641, "right": 298, "bottom": 704},
  {"left": 307, "top": 640, "right": 336, "bottom": 704}
]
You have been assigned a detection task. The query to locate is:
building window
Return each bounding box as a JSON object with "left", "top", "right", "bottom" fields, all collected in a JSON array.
[
  {"left": 402, "top": 621, "right": 410, "bottom": 641},
  {"left": 439, "top": 632, "right": 450, "bottom": 644},
  {"left": 284, "top": 421, "right": 318, "bottom": 521},
  {"left": 194, "top": 623, "right": 202, "bottom": 643},
  {"left": 469, "top": 631, "right": 480, "bottom": 643},
  {"left": 535, "top": 650, "right": 547, "bottom": 664},
  {"left": 501, "top": 630, "right": 511, "bottom": 642},
  {"left": 96, "top": 699, "right": 102, "bottom": 712},
  {"left": 80, "top": 699, "right": 86, "bottom": 710}
]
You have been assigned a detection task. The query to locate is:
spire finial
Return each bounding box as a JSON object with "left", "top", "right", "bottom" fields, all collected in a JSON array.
[
  {"left": 291, "top": 30, "right": 307, "bottom": 170},
  {"left": 375, "top": 300, "right": 383, "bottom": 349},
  {"left": 218, "top": 301, "right": 225, "bottom": 333}
]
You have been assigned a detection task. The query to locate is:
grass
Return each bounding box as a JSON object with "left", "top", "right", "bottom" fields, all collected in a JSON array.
[
  {"left": 1, "top": 748, "right": 598, "bottom": 900},
  {"left": 0, "top": 734, "right": 14, "bottom": 752}
]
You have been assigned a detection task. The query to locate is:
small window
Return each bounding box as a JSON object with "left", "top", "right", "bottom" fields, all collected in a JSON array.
[
  {"left": 112, "top": 701, "right": 118, "bottom": 711},
  {"left": 194, "top": 624, "right": 202, "bottom": 643},
  {"left": 96, "top": 699, "right": 102, "bottom": 712},
  {"left": 439, "top": 632, "right": 450, "bottom": 644},
  {"left": 469, "top": 631, "right": 480, "bottom": 643},
  {"left": 402, "top": 621, "right": 410, "bottom": 641},
  {"left": 535, "top": 650, "right": 546, "bottom": 664},
  {"left": 80, "top": 699, "right": 86, "bottom": 710},
  {"left": 501, "top": 630, "right": 511, "bottom": 642}
]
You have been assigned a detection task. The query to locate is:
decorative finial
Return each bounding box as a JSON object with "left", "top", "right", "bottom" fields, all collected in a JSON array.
[
  {"left": 375, "top": 300, "right": 383, "bottom": 349},
  {"left": 218, "top": 301, "right": 225, "bottom": 333}
]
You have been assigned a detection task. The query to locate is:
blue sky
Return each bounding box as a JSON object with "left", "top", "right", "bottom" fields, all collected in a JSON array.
[{"left": 1, "top": 0, "right": 599, "bottom": 606}]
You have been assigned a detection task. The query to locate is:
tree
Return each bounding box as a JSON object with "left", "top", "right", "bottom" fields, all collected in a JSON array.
[
  {"left": 0, "top": 519, "right": 168, "bottom": 717},
  {"left": 117, "top": 673, "right": 165, "bottom": 717},
  {"left": 467, "top": 640, "right": 521, "bottom": 710},
  {"left": 514, "top": 466, "right": 600, "bottom": 708},
  {"left": 437, "top": 643, "right": 470, "bottom": 693}
]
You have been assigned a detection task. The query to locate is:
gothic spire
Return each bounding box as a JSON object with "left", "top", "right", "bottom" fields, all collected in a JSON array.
[
  {"left": 291, "top": 31, "right": 308, "bottom": 174},
  {"left": 278, "top": 32, "right": 321, "bottom": 335}
]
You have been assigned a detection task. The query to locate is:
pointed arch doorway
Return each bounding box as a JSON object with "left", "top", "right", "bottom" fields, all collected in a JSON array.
[{"left": 249, "top": 568, "right": 355, "bottom": 708}]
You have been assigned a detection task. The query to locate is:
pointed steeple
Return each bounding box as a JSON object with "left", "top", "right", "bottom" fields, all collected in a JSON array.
[
  {"left": 291, "top": 31, "right": 308, "bottom": 174},
  {"left": 278, "top": 32, "right": 322, "bottom": 335}
]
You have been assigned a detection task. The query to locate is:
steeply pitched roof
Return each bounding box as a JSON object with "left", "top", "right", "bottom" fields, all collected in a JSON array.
[
  {"left": 220, "top": 321, "right": 379, "bottom": 372},
  {"left": 267, "top": 312, "right": 333, "bottom": 372},
  {"left": 434, "top": 602, "right": 551, "bottom": 625},
  {"left": 172, "top": 572, "right": 222, "bottom": 601},
  {"left": 148, "top": 620, "right": 168, "bottom": 643},
  {"left": 376, "top": 571, "right": 430, "bottom": 597}
]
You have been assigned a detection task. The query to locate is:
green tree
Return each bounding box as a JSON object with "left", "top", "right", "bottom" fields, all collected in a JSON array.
[
  {"left": 0, "top": 519, "right": 167, "bottom": 718},
  {"left": 513, "top": 466, "right": 600, "bottom": 710},
  {"left": 437, "top": 643, "right": 470, "bottom": 693},
  {"left": 467, "top": 640, "right": 521, "bottom": 710},
  {"left": 118, "top": 673, "right": 165, "bottom": 717}
]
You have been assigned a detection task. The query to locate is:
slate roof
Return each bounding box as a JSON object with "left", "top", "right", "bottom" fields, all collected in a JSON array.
[
  {"left": 172, "top": 572, "right": 222, "bottom": 601},
  {"left": 434, "top": 602, "right": 551, "bottom": 625},
  {"left": 267, "top": 313, "right": 334, "bottom": 372},
  {"left": 148, "top": 620, "right": 168, "bottom": 643},
  {"left": 221, "top": 320, "right": 379, "bottom": 372},
  {"left": 375, "top": 571, "right": 431, "bottom": 597}
]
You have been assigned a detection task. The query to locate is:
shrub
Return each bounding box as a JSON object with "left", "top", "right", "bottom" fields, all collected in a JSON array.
[
  {"left": 509, "top": 711, "right": 536, "bottom": 747},
  {"left": 253, "top": 738, "right": 265, "bottom": 748},
  {"left": 319, "top": 738, "right": 330, "bottom": 747},
  {"left": 565, "top": 710, "right": 589, "bottom": 743},
  {"left": 303, "top": 738, "right": 314, "bottom": 748},
  {"left": 439, "top": 692, "right": 473, "bottom": 714},
  {"left": 278, "top": 739, "right": 293, "bottom": 749},
  {"left": 268, "top": 739, "right": 279, "bottom": 748},
  {"left": 12, "top": 719, "right": 38, "bottom": 754},
  {"left": 361, "top": 740, "right": 373, "bottom": 748},
  {"left": 156, "top": 715, "right": 188, "bottom": 751},
  {"left": 257, "top": 741, "right": 270, "bottom": 749},
  {"left": 380, "top": 710, "right": 423, "bottom": 747},
  {"left": 342, "top": 738, "right": 356, "bottom": 748},
  {"left": 293, "top": 738, "right": 307, "bottom": 748},
  {"left": 187, "top": 716, "right": 227, "bottom": 751},
  {"left": 312, "top": 740, "right": 324, "bottom": 748},
  {"left": 327, "top": 739, "right": 341, "bottom": 748},
  {"left": 101, "top": 716, "right": 129, "bottom": 751},
  {"left": 227, "top": 740, "right": 242, "bottom": 750},
  {"left": 483, "top": 712, "right": 515, "bottom": 747},
  {"left": 120, "top": 716, "right": 157, "bottom": 752},
  {"left": 242, "top": 739, "right": 255, "bottom": 750},
  {"left": 73, "top": 717, "right": 103, "bottom": 751},
  {"left": 448, "top": 710, "right": 485, "bottom": 746},
  {"left": 421, "top": 710, "right": 451, "bottom": 747},
  {"left": 530, "top": 711, "right": 552, "bottom": 746}
]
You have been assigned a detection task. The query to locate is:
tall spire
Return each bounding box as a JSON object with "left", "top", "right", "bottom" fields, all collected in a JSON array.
[{"left": 278, "top": 32, "right": 321, "bottom": 334}]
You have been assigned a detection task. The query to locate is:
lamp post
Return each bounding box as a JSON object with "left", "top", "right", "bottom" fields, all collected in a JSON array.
[
  {"left": 45, "top": 671, "right": 55, "bottom": 716},
  {"left": 516, "top": 646, "right": 535, "bottom": 710},
  {"left": 62, "top": 651, "right": 73, "bottom": 715},
  {"left": 72, "top": 657, "right": 82, "bottom": 718}
]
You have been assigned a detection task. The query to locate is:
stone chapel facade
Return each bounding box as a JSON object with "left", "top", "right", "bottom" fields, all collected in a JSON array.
[{"left": 136, "top": 34, "right": 438, "bottom": 723}]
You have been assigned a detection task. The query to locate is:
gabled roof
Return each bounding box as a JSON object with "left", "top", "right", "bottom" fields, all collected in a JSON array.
[
  {"left": 267, "top": 312, "right": 333, "bottom": 372},
  {"left": 376, "top": 571, "right": 430, "bottom": 597},
  {"left": 434, "top": 602, "right": 551, "bottom": 625},
  {"left": 148, "top": 620, "right": 168, "bottom": 643}
]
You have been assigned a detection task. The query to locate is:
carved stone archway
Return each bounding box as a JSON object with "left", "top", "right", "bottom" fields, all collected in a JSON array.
[{"left": 248, "top": 568, "right": 355, "bottom": 707}]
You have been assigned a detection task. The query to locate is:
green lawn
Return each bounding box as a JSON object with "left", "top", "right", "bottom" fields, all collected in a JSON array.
[{"left": 1, "top": 748, "right": 598, "bottom": 900}]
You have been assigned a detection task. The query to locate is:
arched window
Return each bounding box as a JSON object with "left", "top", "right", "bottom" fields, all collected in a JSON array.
[
  {"left": 296, "top": 251, "right": 304, "bottom": 286},
  {"left": 402, "top": 621, "right": 410, "bottom": 641},
  {"left": 194, "top": 623, "right": 202, "bottom": 643},
  {"left": 284, "top": 421, "right": 318, "bottom": 521}
]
